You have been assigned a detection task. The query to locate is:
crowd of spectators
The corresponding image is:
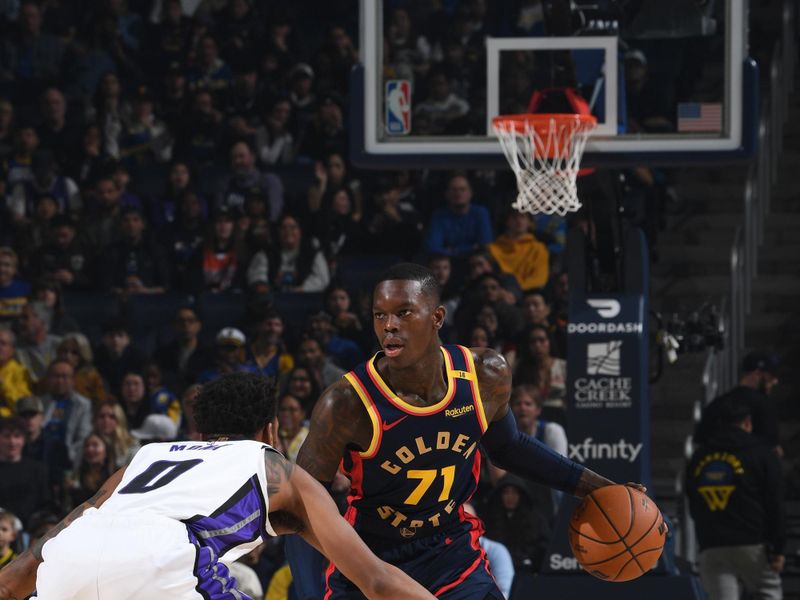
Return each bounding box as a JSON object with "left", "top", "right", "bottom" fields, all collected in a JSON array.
[{"left": 0, "top": 0, "right": 651, "bottom": 596}]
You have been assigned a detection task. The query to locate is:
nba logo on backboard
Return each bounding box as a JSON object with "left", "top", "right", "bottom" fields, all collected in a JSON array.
[{"left": 385, "top": 80, "right": 411, "bottom": 135}]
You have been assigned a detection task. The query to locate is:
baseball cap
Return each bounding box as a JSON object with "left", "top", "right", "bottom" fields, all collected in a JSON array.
[
  {"left": 131, "top": 414, "right": 178, "bottom": 441},
  {"left": 216, "top": 327, "right": 246, "bottom": 347},
  {"left": 625, "top": 49, "right": 647, "bottom": 65},
  {"left": 215, "top": 205, "right": 243, "bottom": 221},
  {"left": 15, "top": 396, "right": 44, "bottom": 415},
  {"left": 289, "top": 63, "right": 314, "bottom": 81},
  {"left": 741, "top": 351, "right": 779, "bottom": 374}
]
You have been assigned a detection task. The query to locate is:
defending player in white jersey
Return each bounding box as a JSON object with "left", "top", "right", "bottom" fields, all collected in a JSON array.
[{"left": 0, "top": 373, "right": 437, "bottom": 600}]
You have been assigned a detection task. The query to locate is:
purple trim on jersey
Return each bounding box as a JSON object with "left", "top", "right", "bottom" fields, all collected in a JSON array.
[
  {"left": 184, "top": 476, "right": 267, "bottom": 557},
  {"left": 187, "top": 530, "right": 254, "bottom": 600}
]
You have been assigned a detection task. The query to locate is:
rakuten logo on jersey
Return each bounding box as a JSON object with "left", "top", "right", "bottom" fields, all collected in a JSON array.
[{"left": 568, "top": 438, "right": 643, "bottom": 463}]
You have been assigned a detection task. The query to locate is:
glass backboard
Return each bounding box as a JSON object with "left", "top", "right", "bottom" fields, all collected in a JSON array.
[{"left": 353, "top": 0, "right": 757, "bottom": 168}]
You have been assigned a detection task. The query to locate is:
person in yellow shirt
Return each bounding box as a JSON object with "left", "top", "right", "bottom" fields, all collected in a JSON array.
[
  {"left": 488, "top": 210, "right": 549, "bottom": 291},
  {"left": 0, "top": 248, "right": 30, "bottom": 322},
  {"left": 0, "top": 511, "right": 18, "bottom": 569},
  {"left": 0, "top": 329, "right": 33, "bottom": 416},
  {"left": 266, "top": 564, "right": 294, "bottom": 600}
]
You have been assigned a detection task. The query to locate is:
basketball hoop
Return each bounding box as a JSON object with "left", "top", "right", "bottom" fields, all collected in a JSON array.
[{"left": 492, "top": 113, "right": 597, "bottom": 216}]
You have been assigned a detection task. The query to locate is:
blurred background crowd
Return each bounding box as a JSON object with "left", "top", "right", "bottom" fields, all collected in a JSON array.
[{"left": 0, "top": 0, "right": 682, "bottom": 597}]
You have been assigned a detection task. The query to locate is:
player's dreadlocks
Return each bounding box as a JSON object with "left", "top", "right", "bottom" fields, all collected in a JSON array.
[
  {"left": 194, "top": 372, "right": 277, "bottom": 436},
  {"left": 376, "top": 263, "right": 442, "bottom": 304}
]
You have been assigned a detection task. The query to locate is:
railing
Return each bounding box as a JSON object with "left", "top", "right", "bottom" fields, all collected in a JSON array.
[
  {"left": 679, "top": 0, "right": 797, "bottom": 563},
  {"left": 700, "top": 0, "right": 794, "bottom": 425}
]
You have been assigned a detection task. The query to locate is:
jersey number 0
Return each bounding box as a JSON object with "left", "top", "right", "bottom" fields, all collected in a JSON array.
[{"left": 118, "top": 459, "right": 204, "bottom": 494}]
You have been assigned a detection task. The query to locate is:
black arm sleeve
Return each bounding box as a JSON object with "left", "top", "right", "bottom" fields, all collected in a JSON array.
[{"left": 481, "top": 410, "right": 585, "bottom": 495}]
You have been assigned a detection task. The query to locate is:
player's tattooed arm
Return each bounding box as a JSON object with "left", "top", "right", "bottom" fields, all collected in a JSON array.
[
  {"left": 265, "top": 447, "right": 295, "bottom": 499},
  {"left": 264, "top": 449, "right": 306, "bottom": 534},
  {"left": 472, "top": 347, "right": 513, "bottom": 422},
  {"left": 573, "top": 469, "right": 616, "bottom": 498},
  {"left": 296, "top": 380, "right": 373, "bottom": 483},
  {"left": 0, "top": 467, "right": 125, "bottom": 600}
]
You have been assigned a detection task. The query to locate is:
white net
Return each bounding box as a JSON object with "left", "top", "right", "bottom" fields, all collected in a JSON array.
[{"left": 492, "top": 114, "right": 596, "bottom": 216}]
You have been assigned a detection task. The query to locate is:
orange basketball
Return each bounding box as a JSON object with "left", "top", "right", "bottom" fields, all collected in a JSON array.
[{"left": 568, "top": 485, "right": 667, "bottom": 582}]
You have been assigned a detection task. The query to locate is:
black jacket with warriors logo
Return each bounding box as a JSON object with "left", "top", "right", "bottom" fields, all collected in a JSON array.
[{"left": 686, "top": 427, "right": 784, "bottom": 554}]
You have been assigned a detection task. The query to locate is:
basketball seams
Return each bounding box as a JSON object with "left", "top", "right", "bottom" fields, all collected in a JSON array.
[
  {"left": 632, "top": 546, "right": 665, "bottom": 559},
  {"left": 577, "top": 545, "right": 630, "bottom": 567},
  {"left": 628, "top": 511, "right": 662, "bottom": 551},
  {"left": 569, "top": 522, "right": 625, "bottom": 545},
  {"left": 623, "top": 486, "right": 635, "bottom": 539},
  {"left": 588, "top": 491, "right": 646, "bottom": 575},
  {"left": 609, "top": 554, "right": 636, "bottom": 582},
  {"left": 608, "top": 544, "right": 665, "bottom": 582},
  {"left": 587, "top": 493, "right": 626, "bottom": 544},
  {"left": 580, "top": 515, "right": 665, "bottom": 568}
]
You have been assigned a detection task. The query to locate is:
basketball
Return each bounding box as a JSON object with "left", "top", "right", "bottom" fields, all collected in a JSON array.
[{"left": 568, "top": 485, "right": 667, "bottom": 582}]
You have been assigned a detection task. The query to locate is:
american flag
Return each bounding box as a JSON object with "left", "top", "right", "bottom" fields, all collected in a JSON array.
[{"left": 677, "top": 102, "right": 723, "bottom": 132}]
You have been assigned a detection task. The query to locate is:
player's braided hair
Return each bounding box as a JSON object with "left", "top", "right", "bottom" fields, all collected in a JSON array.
[
  {"left": 376, "top": 263, "right": 441, "bottom": 304},
  {"left": 194, "top": 372, "right": 277, "bottom": 436}
]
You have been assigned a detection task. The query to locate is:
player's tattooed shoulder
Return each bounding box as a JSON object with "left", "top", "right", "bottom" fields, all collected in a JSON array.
[{"left": 265, "top": 448, "right": 294, "bottom": 498}]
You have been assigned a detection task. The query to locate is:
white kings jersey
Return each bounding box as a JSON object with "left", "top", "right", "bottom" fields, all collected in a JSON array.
[{"left": 99, "top": 440, "right": 278, "bottom": 563}]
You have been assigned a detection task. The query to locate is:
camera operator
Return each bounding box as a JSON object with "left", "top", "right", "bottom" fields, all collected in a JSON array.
[{"left": 695, "top": 351, "right": 781, "bottom": 457}]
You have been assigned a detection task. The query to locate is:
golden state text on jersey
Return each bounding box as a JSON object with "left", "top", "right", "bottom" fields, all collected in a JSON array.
[{"left": 341, "top": 345, "right": 489, "bottom": 541}]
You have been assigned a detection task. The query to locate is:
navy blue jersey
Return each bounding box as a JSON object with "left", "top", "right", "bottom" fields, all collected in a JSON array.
[{"left": 341, "top": 344, "right": 489, "bottom": 542}]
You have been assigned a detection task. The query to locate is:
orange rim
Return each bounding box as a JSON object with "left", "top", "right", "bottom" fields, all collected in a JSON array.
[{"left": 492, "top": 113, "right": 597, "bottom": 135}]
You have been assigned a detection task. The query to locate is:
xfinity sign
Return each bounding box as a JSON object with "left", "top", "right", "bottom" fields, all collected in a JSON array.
[{"left": 568, "top": 438, "right": 643, "bottom": 463}]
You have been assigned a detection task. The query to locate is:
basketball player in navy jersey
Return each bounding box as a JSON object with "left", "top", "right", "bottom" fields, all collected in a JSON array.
[
  {"left": 0, "top": 373, "right": 436, "bottom": 600},
  {"left": 290, "top": 263, "right": 643, "bottom": 599}
]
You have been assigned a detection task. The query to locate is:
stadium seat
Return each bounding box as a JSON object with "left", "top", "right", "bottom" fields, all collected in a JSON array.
[
  {"left": 196, "top": 292, "right": 248, "bottom": 344},
  {"left": 62, "top": 292, "right": 121, "bottom": 345},
  {"left": 122, "top": 292, "right": 193, "bottom": 355},
  {"left": 335, "top": 255, "right": 403, "bottom": 293},
  {"left": 195, "top": 164, "right": 230, "bottom": 199},
  {"left": 270, "top": 292, "right": 324, "bottom": 347},
  {"left": 274, "top": 163, "right": 316, "bottom": 204},
  {"left": 128, "top": 164, "right": 169, "bottom": 200}
]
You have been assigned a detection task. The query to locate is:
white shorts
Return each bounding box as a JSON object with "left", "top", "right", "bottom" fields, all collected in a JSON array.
[{"left": 35, "top": 510, "right": 250, "bottom": 600}]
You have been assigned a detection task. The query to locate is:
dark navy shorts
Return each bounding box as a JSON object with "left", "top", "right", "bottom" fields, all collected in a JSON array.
[{"left": 324, "top": 519, "right": 503, "bottom": 600}]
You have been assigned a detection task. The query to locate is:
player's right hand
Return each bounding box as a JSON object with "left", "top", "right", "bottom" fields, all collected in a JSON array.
[{"left": 624, "top": 482, "right": 647, "bottom": 494}]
